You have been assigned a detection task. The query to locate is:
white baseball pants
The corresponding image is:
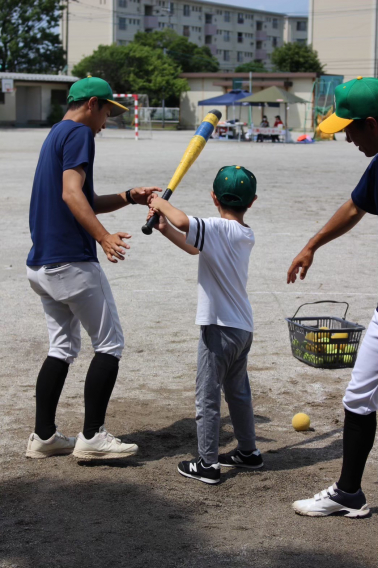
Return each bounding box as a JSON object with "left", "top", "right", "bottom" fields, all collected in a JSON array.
[
  {"left": 27, "top": 262, "right": 124, "bottom": 364},
  {"left": 343, "top": 309, "right": 378, "bottom": 415}
]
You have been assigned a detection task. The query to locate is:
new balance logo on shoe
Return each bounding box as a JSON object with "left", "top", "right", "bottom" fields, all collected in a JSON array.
[
  {"left": 232, "top": 456, "right": 243, "bottom": 464},
  {"left": 178, "top": 458, "right": 221, "bottom": 485}
]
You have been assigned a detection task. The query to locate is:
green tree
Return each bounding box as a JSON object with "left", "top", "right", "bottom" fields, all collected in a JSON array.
[
  {"left": 235, "top": 60, "right": 268, "bottom": 73},
  {"left": 133, "top": 29, "right": 219, "bottom": 72},
  {"left": 72, "top": 43, "right": 189, "bottom": 106},
  {"left": 0, "top": 0, "right": 65, "bottom": 73},
  {"left": 271, "top": 43, "right": 325, "bottom": 73}
]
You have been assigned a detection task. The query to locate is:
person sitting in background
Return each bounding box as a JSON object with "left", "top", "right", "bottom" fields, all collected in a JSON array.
[
  {"left": 257, "top": 116, "right": 269, "bottom": 142},
  {"left": 272, "top": 115, "right": 284, "bottom": 143}
]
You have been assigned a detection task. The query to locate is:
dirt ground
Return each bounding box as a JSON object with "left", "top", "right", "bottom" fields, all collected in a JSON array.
[{"left": 0, "top": 129, "right": 377, "bottom": 568}]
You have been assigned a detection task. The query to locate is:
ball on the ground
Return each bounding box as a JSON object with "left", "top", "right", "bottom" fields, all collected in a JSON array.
[{"left": 292, "top": 413, "right": 311, "bottom": 431}]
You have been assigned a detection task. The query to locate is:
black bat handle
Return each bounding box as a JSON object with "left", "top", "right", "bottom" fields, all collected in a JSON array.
[{"left": 141, "top": 188, "right": 173, "bottom": 235}]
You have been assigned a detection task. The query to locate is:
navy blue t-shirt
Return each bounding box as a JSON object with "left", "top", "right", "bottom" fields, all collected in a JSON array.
[
  {"left": 351, "top": 155, "right": 378, "bottom": 215},
  {"left": 27, "top": 120, "right": 98, "bottom": 266}
]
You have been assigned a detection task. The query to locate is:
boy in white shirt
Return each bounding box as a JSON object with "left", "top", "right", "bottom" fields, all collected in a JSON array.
[{"left": 147, "top": 165, "right": 263, "bottom": 484}]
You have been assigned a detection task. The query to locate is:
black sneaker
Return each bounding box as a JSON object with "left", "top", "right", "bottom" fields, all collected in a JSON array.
[
  {"left": 218, "top": 448, "right": 263, "bottom": 469},
  {"left": 177, "top": 458, "right": 221, "bottom": 484}
]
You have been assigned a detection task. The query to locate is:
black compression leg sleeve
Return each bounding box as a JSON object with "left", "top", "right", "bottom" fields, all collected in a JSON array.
[
  {"left": 35, "top": 356, "right": 69, "bottom": 440},
  {"left": 83, "top": 353, "right": 119, "bottom": 440},
  {"left": 337, "top": 408, "right": 377, "bottom": 494}
]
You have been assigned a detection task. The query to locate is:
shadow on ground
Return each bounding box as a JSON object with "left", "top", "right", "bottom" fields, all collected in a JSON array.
[
  {"left": 103, "top": 416, "right": 343, "bottom": 473},
  {"left": 0, "top": 477, "right": 374, "bottom": 568}
]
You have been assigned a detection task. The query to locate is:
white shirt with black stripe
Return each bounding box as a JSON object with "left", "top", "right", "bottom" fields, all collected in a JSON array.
[{"left": 186, "top": 216, "right": 254, "bottom": 332}]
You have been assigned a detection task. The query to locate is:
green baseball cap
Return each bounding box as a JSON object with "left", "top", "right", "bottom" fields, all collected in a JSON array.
[
  {"left": 320, "top": 76, "right": 378, "bottom": 134},
  {"left": 67, "top": 76, "right": 128, "bottom": 117},
  {"left": 213, "top": 165, "right": 257, "bottom": 207}
]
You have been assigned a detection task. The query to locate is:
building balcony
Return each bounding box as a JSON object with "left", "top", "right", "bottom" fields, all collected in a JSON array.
[
  {"left": 144, "top": 16, "right": 158, "bottom": 30},
  {"left": 204, "top": 24, "right": 217, "bottom": 35},
  {"left": 255, "top": 49, "right": 267, "bottom": 60},
  {"left": 256, "top": 31, "right": 267, "bottom": 41}
]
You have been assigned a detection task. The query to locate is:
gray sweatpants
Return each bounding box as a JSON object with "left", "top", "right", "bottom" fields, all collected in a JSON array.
[{"left": 196, "top": 324, "right": 256, "bottom": 464}]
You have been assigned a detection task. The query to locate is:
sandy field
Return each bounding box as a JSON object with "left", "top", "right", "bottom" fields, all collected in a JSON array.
[{"left": 0, "top": 128, "right": 377, "bottom": 568}]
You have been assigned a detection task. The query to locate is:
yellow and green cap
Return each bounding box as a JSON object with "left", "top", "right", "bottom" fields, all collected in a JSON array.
[
  {"left": 320, "top": 76, "right": 378, "bottom": 134},
  {"left": 213, "top": 165, "right": 256, "bottom": 207},
  {"left": 67, "top": 76, "right": 128, "bottom": 117}
]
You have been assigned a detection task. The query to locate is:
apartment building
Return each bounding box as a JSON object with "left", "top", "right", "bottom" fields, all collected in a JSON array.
[
  {"left": 283, "top": 16, "right": 308, "bottom": 45},
  {"left": 63, "top": 0, "right": 308, "bottom": 72},
  {"left": 309, "top": 0, "right": 378, "bottom": 81}
]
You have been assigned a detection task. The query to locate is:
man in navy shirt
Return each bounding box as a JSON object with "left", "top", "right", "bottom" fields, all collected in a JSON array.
[
  {"left": 26, "top": 77, "right": 161, "bottom": 460},
  {"left": 287, "top": 76, "right": 378, "bottom": 518}
]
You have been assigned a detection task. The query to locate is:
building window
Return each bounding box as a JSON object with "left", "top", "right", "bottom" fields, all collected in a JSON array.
[
  {"left": 183, "top": 4, "right": 190, "bottom": 16},
  {"left": 272, "top": 36, "right": 277, "bottom": 47},
  {"left": 205, "top": 14, "right": 212, "bottom": 24},
  {"left": 224, "top": 30, "right": 230, "bottom": 42},
  {"left": 272, "top": 18, "right": 278, "bottom": 29},
  {"left": 0, "top": 93, "right": 4, "bottom": 104},
  {"left": 119, "top": 0, "right": 126, "bottom": 6},
  {"left": 216, "top": 9, "right": 222, "bottom": 15},
  {"left": 168, "top": 2, "right": 174, "bottom": 14},
  {"left": 256, "top": 40, "right": 262, "bottom": 49},
  {"left": 296, "top": 38, "right": 307, "bottom": 44},
  {"left": 296, "top": 21, "right": 307, "bottom": 31},
  {"left": 237, "top": 52, "right": 243, "bottom": 62},
  {"left": 205, "top": 35, "right": 212, "bottom": 44},
  {"left": 237, "top": 32, "right": 243, "bottom": 43},
  {"left": 237, "top": 13, "right": 244, "bottom": 24},
  {"left": 256, "top": 21, "right": 263, "bottom": 30},
  {"left": 223, "top": 50, "right": 230, "bottom": 61},
  {"left": 183, "top": 25, "right": 190, "bottom": 37},
  {"left": 119, "top": 17, "right": 126, "bottom": 29},
  {"left": 224, "top": 11, "right": 230, "bottom": 22}
]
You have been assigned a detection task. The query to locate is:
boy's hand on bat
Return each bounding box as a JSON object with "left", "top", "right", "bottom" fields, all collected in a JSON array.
[
  {"left": 147, "top": 195, "right": 165, "bottom": 211},
  {"left": 146, "top": 208, "right": 168, "bottom": 233}
]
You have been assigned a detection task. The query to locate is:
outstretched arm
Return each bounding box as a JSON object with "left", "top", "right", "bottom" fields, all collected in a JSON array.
[
  {"left": 146, "top": 210, "right": 199, "bottom": 255},
  {"left": 94, "top": 187, "right": 162, "bottom": 214},
  {"left": 287, "top": 198, "right": 365, "bottom": 283},
  {"left": 148, "top": 195, "right": 189, "bottom": 232}
]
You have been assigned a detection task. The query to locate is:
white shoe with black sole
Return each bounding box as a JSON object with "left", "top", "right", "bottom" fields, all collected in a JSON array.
[
  {"left": 177, "top": 458, "right": 221, "bottom": 484},
  {"left": 73, "top": 426, "right": 138, "bottom": 460},
  {"left": 293, "top": 483, "right": 370, "bottom": 518}
]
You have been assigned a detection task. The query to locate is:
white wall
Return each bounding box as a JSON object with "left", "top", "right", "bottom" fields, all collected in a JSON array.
[
  {"left": 0, "top": 82, "right": 70, "bottom": 124},
  {"left": 310, "top": 0, "right": 376, "bottom": 81},
  {"left": 0, "top": 91, "right": 16, "bottom": 122}
]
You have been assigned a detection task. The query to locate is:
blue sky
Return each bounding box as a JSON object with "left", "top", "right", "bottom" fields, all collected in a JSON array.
[{"left": 208, "top": 0, "right": 308, "bottom": 15}]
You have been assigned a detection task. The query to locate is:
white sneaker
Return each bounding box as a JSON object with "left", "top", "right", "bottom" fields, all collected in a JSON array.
[
  {"left": 73, "top": 426, "right": 138, "bottom": 460},
  {"left": 26, "top": 431, "right": 76, "bottom": 458},
  {"left": 293, "top": 483, "right": 370, "bottom": 518}
]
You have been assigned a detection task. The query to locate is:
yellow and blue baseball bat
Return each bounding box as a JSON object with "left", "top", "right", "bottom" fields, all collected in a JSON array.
[{"left": 141, "top": 109, "right": 222, "bottom": 235}]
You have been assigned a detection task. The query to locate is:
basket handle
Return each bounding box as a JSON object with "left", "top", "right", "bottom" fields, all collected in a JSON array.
[{"left": 292, "top": 300, "right": 349, "bottom": 320}]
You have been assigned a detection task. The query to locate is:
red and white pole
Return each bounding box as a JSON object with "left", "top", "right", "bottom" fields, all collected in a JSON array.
[
  {"left": 134, "top": 94, "right": 139, "bottom": 141},
  {"left": 113, "top": 93, "right": 138, "bottom": 140}
]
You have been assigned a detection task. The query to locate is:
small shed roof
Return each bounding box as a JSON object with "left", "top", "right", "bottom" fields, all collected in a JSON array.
[{"left": 0, "top": 72, "right": 78, "bottom": 83}]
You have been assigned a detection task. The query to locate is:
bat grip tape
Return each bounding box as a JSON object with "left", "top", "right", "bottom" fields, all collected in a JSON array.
[{"left": 141, "top": 188, "right": 173, "bottom": 235}]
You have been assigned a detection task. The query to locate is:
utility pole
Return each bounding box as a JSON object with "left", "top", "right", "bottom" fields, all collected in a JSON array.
[
  {"left": 162, "top": 47, "right": 166, "bottom": 128},
  {"left": 65, "top": 0, "right": 69, "bottom": 74},
  {"left": 64, "top": 0, "right": 78, "bottom": 74},
  {"left": 248, "top": 71, "right": 252, "bottom": 127}
]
